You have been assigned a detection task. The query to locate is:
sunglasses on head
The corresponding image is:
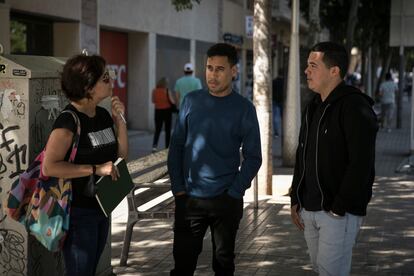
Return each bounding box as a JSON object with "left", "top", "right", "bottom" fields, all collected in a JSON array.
[{"left": 101, "top": 69, "right": 116, "bottom": 83}]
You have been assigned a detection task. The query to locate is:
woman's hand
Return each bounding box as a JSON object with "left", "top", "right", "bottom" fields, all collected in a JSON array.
[
  {"left": 111, "top": 96, "right": 126, "bottom": 124},
  {"left": 96, "top": 161, "right": 120, "bottom": 181}
]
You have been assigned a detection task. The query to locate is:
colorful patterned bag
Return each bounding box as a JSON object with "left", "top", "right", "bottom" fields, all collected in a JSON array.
[{"left": 7, "top": 110, "right": 80, "bottom": 252}]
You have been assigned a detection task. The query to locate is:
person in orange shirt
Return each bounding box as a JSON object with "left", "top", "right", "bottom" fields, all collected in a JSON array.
[{"left": 152, "top": 77, "right": 175, "bottom": 152}]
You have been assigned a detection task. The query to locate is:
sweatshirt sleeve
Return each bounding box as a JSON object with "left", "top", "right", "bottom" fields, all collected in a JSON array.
[
  {"left": 227, "top": 104, "right": 262, "bottom": 199},
  {"left": 331, "top": 97, "right": 378, "bottom": 215},
  {"left": 167, "top": 97, "right": 188, "bottom": 195}
]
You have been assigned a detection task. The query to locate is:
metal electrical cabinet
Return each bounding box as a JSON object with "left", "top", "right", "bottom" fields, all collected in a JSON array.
[
  {"left": 0, "top": 54, "right": 67, "bottom": 276},
  {"left": 0, "top": 55, "right": 112, "bottom": 276}
]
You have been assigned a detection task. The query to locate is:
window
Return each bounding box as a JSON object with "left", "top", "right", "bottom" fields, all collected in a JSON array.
[{"left": 10, "top": 13, "right": 53, "bottom": 56}]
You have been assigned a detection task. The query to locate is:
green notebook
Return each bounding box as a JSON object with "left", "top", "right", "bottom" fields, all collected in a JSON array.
[{"left": 95, "top": 157, "right": 134, "bottom": 217}]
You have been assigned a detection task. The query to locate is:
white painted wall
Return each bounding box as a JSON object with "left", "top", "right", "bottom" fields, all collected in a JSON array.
[
  {"left": 53, "top": 23, "right": 80, "bottom": 57},
  {"left": 390, "top": 0, "right": 414, "bottom": 47},
  {"left": 99, "top": 0, "right": 219, "bottom": 43},
  {"left": 0, "top": 3, "right": 10, "bottom": 54},
  {"left": 8, "top": 0, "right": 80, "bottom": 20},
  {"left": 222, "top": 0, "right": 245, "bottom": 37}
]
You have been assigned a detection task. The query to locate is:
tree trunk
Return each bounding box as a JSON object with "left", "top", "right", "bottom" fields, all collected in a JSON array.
[
  {"left": 345, "top": 0, "right": 359, "bottom": 56},
  {"left": 307, "top": 0, "right": 321, "bottom": 48},
  {"left": 374, "top": 48, "right": 393, "bottom": 96},
  {"left": 360, "top": 49, "right": 366, "bottom": 90},
  {"left": 282, "top": 0, "right": 301, "bottom": 167},
  {"left": 253, "top": 0, "right": 272, "bottom": 195}
]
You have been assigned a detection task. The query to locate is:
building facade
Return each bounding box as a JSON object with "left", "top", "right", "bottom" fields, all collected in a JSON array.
[
  {"left": 0, "top": 1, "right": 255, "bottom": 275},
  {"left": 0, "top": 1, "right": 307, "bottom": 275},
  {"left": 0, "top": 0, "right": 258, "bottom": 131}
]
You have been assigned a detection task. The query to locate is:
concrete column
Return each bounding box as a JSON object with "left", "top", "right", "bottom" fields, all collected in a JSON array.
[
  {"left": 80, "top": 0, "right": 98, "bottom": 54},
  {"left": 241, "top": 48, "right": 247, "bottom": 96},
  {"left": 190, "top": 39, "right": 196, "bottom": 74},
  {"left": 282, "top": 0, "right": 301, "bottom": 166},
  {"left": 0, "top": 3, "right": 10, "bottom": 54},
  {"left": 128, "top": 32, "right": 156, "bottom": 130}
]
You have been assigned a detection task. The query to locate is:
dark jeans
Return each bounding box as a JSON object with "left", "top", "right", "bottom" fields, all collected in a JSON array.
[
  {"left": 153, "top": 108, "right": 172, "bottom": 148},
  {"left": 170, "top": 193, "right": 243, "bottom": 276},
  {"left": 63, "top": 207, "right": 109, "bottom": 276}
]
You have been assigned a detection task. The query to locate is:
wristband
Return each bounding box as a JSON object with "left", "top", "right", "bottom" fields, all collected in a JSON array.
[{"left": 92, "top": 165, "right": 96, "bottom": 175}]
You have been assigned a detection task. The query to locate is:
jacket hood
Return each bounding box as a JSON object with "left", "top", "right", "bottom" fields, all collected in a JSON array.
[{"left": 311, "top": 81, "right": 375, "bottom": 106}]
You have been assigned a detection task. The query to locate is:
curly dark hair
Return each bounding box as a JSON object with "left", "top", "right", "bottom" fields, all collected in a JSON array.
[
  {"left": 207, "top": 43, "right": 239, "bottom": 67},
  {"left": 61, "top": 54, "right": 106, "bottom": 101}
]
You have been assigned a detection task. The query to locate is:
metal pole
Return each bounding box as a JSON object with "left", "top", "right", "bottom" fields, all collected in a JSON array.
[
  {"left": 253, "top": 176, "right": 258, "bottom": 209},
  {"left": 411, "top": 67, "right": 414, "bottom": 154},
  {"left": 397, "top": 0, "right": 405, "bottom": 129}
]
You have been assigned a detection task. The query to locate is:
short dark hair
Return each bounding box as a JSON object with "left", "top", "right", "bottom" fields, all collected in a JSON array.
[
  {"left": 385, "top": 72, "right": 392, "bottom": 81},
  {"left": 310, "top": 42, "right": 349, "bottom": 79},
  {"left": 61, "top": 54, "right": 106, "bottom": 101},
  {"left": 207, "top": 43, "right": 239, "bottom": 67}
]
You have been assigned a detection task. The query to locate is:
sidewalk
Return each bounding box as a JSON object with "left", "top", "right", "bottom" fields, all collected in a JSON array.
[{"left": 111, "top": 97, "right": 414, "bottom": 276}]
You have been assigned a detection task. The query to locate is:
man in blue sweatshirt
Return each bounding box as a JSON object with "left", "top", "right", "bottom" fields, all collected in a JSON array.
[{"left": 168, "top": 43, "right": 262, "bottom": 276}]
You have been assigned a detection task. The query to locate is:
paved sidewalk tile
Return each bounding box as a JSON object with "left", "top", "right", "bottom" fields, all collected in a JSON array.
[{"left": 112, "top": 97, "right": 414, "bottom": 275}]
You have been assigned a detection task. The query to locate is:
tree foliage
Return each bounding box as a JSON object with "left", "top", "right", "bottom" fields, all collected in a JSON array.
[
  {"left": 10, "top": 21, "right": 27, "bottom": 54},
  {"left": 171, "top": 0, "right": 201, "bottom": 11},
  {"left": 299, "top": 0, "right": 389, "bottom": 51}
]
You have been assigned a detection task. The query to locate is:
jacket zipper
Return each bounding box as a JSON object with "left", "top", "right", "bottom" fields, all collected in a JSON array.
[
  {"left": 296, "top": 108, "right": 309, "bottom": 210},
  {"left": 315, "top": 104, "right": 331, "bottom": 210}
]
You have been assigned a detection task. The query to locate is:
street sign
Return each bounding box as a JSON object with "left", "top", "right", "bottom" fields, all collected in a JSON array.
[{"left": 246, "top": 15, "right": 253, "bottom": 39}]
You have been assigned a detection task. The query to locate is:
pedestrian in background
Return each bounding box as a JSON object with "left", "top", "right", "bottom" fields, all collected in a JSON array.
[
  {"left": 152, "top": 77, "right": 175, "bottom": 152},
  {"left": 168, "top": 43, "right": 262, "bottom": 276},
  {"left": 42, "top": 54, "right": 128, "bottom": 276},
  {"left": 379, "top": 72, "right": 398, "bottom": 132},
  {"left": 272, "top": 68, "right": 285, "bottom": 137},
  {"left": 174, "top": 62, "right": 202, "bottom": 109},
  {"left": 290, "top": 42, "right": 378, "bottom": 276}
]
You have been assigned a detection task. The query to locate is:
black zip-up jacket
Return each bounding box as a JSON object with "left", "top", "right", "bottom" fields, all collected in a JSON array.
[{"left": 290, "top": 82, "right": 378, "bottom": 216}]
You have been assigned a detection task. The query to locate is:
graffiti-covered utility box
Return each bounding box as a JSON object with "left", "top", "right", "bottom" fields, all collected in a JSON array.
[
  {"left": 0, "top": 55, "right": 113, "bottom": 276},
  {"left": 0, "top": 55, "right": 67, "bottom": 275}
]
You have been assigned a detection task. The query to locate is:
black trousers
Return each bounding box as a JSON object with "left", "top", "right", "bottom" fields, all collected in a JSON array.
[
  {"left": 170, "top": 193, "right": 243, "bottom": 276},
  {"left": 152, "top": 108, "right": 172, "bottom": 148}
]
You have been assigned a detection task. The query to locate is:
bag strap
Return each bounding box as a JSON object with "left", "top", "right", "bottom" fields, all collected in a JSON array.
[
  {"left": 166, "top": 88, "right": 174, "bottom": 105},
  {"left": 60, "top": 110, "right": 81, "bottom": 163}
]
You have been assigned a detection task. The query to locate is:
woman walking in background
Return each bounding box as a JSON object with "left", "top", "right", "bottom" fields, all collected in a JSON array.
[
  {"left": 152, "top": 77, "right": 175, "bottom": 152},
  {"left": 379, "top": 72, "right": 398, "bottom": 132}
]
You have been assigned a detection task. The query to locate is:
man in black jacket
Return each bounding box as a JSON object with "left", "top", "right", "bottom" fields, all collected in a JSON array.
[{"left": 290, "top": 42, "right": 378, "bottom": 276}]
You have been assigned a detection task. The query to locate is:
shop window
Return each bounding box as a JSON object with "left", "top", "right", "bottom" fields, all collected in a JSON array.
[{"left": 10, "top": 13, "right": 53, "bottom": 56}]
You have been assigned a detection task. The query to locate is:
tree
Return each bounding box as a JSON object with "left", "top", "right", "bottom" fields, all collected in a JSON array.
[
  {"left": 307, "top": 0, "right": 321, "bottom": 48},
  {"left": 171, "top": 0, "right": 201, "bottom": 11},
  {"left": 301, "top": 0, "right": 391, "bottom": 88},
  {"left": 354, "top": 0, "right": 391, "bottom": 94},
  {"left": 253, "top": 0, "right": 273, "bottom": 195},
  {"left": 345, "top": 0, "right": 359, "bottom": 56}
]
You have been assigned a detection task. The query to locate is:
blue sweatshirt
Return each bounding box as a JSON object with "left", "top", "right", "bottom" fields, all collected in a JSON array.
[{"left": 167, "top": 89, "right": 262, "bottom": 199}]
